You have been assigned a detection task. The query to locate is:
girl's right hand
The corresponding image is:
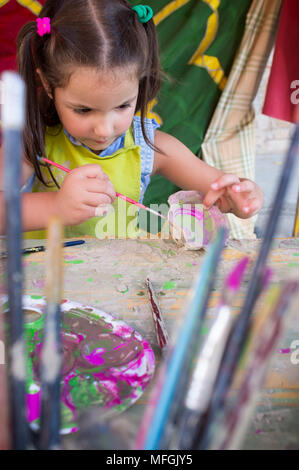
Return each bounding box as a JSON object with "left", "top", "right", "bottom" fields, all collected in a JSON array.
[{"left": 53, "top": 164, "right": 116, "bottom": 225}]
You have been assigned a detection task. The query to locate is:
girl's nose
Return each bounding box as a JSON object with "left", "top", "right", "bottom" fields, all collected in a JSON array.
[{"left": 93, "top": 117, "right": 112, "bottom": 138}]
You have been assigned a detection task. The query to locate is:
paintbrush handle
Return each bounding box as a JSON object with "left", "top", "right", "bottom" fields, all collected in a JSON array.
[
  {"left": 0, "top": 307, "right": 11, "bottom": 450},
  {"left": 42, "top": 157, "right": 71, "bottom": 174},
  {"left": 2, "top": 72, "right": 27, "bottom": 450},
  {"left": 0, "top": 240, "right": 85, "bottom": 258},
  {"left": 116, "top": 192, "right": 166, "bottom": 220},
  {"left": 41, "top": 157, "right": 166, "bottom": 220},
  {"left": 219, "top": 281, "right": 298, "bottom": 450},
  {"left": 146, "top": 277, "right": 169, "bottom": 349},
  {"left": 40, "top": 216, "right": 64, "bottom": 450},
  {"left": 197, "top": 125, "right": 299, "bottom": 451},
  {"left": 142, "top": 227, "right": 227, "bottom": 450}
]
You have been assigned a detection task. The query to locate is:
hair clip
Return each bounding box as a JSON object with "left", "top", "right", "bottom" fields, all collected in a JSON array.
[
  {"left": 36, "top": 17, "right": 51, "bottom": 37},
  {"left": 132, "top": 5, "right": 153, "bottom": 23}
]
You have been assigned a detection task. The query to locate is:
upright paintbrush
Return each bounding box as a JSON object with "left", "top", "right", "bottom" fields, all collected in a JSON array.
[
  {"left": 137, "top": 228, "right": 227, "bottom": 450},
  {"left": 177, "top": 257, "right": 249, "bottom": 450},
  {"left": 0, "top": 302, "right": 11, "bottom": 450},
  {"left": 39, "top": 216, "right": 64, "bottom": 450},
  {"left": 216, "top": 281, "right": 298, "bottom": 450},
  {"left": 197, "top": 123, "right": 299, "bottom": 450},
  {"left": 2, "top": 71, "right": 27, "bottom": 450}
]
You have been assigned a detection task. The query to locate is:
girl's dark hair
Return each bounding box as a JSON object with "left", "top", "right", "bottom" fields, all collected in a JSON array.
[{"left": 17, "top": 0, "right": 162, "bottom": 186}]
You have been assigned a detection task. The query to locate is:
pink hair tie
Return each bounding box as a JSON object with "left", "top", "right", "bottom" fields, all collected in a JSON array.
[{"left": 36, "top": 17, "right": 51, "bottom": 37}]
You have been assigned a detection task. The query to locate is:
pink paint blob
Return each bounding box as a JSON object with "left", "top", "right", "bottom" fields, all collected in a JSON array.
[
  {"left": 83, "top": 348, "right": 105, "bottom": 366},
  {"left": 32, "top": 279, "right": 45, "bottom": 289},
  {"left": 26, "top": 390, "right": 41, "bottom": 422},
  {"left": 279, "top": 348, "right": 291, "bottom": 354}
]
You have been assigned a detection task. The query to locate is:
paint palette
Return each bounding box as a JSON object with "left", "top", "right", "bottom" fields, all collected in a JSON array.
[{"left": 1, "top": 295, "right": 155, "bottom": 434}]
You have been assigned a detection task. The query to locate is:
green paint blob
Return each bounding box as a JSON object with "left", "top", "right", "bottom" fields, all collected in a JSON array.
[
  {"left": 30, "top": 295, "right": 43, "bottom": 299},
  {"left": 288, "top": 262, "right": 299, "bottom": 268},
  {"left": 69, "top": 376, "right": 102, "bottom": 408},
  {"left": 162, "top": 249, "right": 176, "bottom": 256},
  {"left": 200, "top": 326, "right": 209, "bottom": 335},
  {"left": 87, "top": 278, "right": 93, "bottom": 282},
  {"left": 204, "top": 212, "right": 213, "bottom": 233},
  {"left": 64, "top": 259, "right": 84, "bottom": 264},
  {"left": 112, "top": 274, "right": 123, "bottom": 278},
  {"left": 120, "top": 288, "right": 129, "bottom": 294},
  {"left": 162, "top": 281, "right": 175, "bottom": 290}
]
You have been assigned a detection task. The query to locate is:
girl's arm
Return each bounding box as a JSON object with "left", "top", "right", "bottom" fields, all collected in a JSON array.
[
  {"left": 0, "top": 147, "right": 57, "bottom": 233},
  {"left": 153, "top": 130, "right": 263, "bottom": 218},
  {"left": 153, "top": 130, "right": 223, "bottom": 194},
  {"left": 0, "top": 147, "right": 116, "bottom": 234}
]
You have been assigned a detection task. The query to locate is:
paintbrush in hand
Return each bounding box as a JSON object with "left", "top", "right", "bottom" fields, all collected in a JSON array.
[{"left": 39, "top": 157, "right": 167, "bottom": 221}]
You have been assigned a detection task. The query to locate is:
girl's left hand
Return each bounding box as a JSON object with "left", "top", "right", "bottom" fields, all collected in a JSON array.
[{"left": 203, "top": 174, "right": 264, "bottom": 219}]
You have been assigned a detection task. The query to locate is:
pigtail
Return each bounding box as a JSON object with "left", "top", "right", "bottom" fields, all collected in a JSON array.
[
  {"left": 17, "top": 22, "right": 59, "bottom": 188},
  {"left": 136, "top": 16, "right": 162, "bottom": 153}
]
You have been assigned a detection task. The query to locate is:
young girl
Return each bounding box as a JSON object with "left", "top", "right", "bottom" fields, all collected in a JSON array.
[{"left": 0, "top": 0, "right": 263, "bottom": 238}]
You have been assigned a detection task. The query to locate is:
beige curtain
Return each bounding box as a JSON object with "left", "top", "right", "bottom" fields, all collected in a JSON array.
[{"left": 202, "top": 0, "right": 282, "bottom": 239}]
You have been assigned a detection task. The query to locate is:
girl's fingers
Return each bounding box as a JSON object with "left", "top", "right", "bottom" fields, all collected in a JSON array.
[
  {"left": 71, "top": 163, "right": 106, "bottom": 179},
  {"left": 232, "top": 179, "right": 255, "bottom": 193},
  {"left": 210, "top": 174, "right": 240, "bottom": 191},
  {"left": 203, "top": 187, "right": 225, "bottom": 209},
  {"left": 83, "top": 178, "right": 116, "bottom": 201},
  {"left": 82, "top": 192, "right": 113, "bottom": 207},
  {"left": 242, "top": 198, "right": 261, "bottom": 216}
]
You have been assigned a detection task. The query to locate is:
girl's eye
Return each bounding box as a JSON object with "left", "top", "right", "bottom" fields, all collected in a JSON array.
[
  {"left": 74, "top": 108, "right": 91, "bottom": 114},
  {"left": 118, "top": 103, "right": 130, "bottom": 110}
]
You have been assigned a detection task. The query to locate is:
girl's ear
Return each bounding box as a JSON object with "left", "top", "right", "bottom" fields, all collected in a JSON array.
[{"left": 36, "top": 68, "right": 53, "bottom": 99}]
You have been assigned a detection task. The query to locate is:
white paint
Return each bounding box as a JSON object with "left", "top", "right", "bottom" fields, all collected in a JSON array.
[{"left": 1, "top": 72, "right": 25, "bottom": 129}]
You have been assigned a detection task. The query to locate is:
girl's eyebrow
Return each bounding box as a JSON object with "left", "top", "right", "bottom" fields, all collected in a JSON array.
[{"left": 65, "top": 95, "right": 138, "bottom": 109}]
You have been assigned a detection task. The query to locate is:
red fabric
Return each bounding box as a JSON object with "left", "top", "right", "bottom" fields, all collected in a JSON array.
[
  {"left": 0, "top": 0, "right": 46, "bottom": 74},
  {"left": 262, "top": 0, "right": 299, "bottom": 123}
]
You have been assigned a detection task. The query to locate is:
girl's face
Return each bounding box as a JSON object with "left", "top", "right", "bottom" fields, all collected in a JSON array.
[{"left": 53, "top": 66, "right": 139, "bottom": 152}]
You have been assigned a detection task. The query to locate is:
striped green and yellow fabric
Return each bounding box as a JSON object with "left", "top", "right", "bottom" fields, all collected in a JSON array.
[{"left": 132, "top": 0, "right": 281, "bottom": 239}]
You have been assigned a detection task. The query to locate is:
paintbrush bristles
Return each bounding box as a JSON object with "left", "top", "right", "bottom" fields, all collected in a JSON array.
[{"left": 2, "top": 72, "right": 25, "bottom": 129}]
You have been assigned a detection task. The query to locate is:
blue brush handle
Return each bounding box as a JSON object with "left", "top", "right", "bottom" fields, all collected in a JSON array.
[{"left": 144, "top": 227, "right": 227, "bottom": 450}]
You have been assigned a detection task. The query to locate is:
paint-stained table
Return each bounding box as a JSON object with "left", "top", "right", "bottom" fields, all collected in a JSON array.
[{"left": 2, "top": 236, "right": 299, "bottom": 449}]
